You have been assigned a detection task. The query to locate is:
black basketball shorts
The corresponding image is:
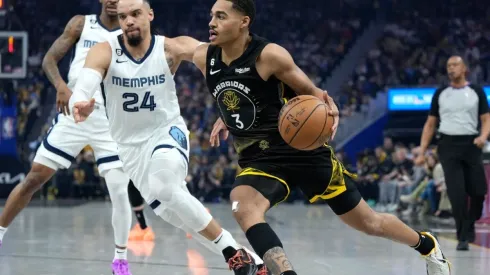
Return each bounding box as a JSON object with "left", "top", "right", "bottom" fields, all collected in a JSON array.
[{"left": 233, "top": 146, "right": 362, "bottom": 215}]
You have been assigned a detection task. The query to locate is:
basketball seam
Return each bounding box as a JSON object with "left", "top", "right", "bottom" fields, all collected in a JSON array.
[
  {"left": 288, "top": 103, "right": 323, "bottom": 145},
  {"left": 301, "top": 104, "right": 328, "bottom": 150},
  {"left": 279, "top": 98, "right": 319, "bottom": 131}
]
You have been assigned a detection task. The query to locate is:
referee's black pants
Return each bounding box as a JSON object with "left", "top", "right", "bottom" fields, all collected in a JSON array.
[{"left": 438, "top": 134, "right": 488, "bottom": 242}]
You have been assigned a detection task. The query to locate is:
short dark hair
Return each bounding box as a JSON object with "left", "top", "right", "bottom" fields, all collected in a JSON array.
[{"left": 227, "top": 0, "right": 256, "bottom": 27}]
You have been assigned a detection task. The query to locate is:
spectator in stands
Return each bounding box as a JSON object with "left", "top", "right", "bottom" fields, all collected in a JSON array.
[
  {"left": 356, "top": 152, "right": 379, "bottom": 207},
  {"left": 400, "top": 153, "right": 440, "bottom": 216},
  {"left": 375, "top": 147, "right": 395, "bottom": 211},
  {"left": 383, "top": 136, "right": 395, "bottom": 155}
]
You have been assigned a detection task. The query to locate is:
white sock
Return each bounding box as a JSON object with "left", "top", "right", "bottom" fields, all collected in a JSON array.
[
  {"left": 114, "top": 247, "right": 127, "bottom": 260},
  {"left": 212, "top": 229, "right": 240, "bottom": 252},
  {"left": 0, "top": 226, "right": 7, "bottom": 241}
]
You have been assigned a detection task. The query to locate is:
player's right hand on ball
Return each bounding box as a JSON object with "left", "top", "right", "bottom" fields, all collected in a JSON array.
[
  {"left": 73, "top": 98, "right": 96, "bottom": 123},
  {"left": 56, "top": 83, "right": 73, "bottom": 116},
  {"left": 210, "top": 117, "right": 229, "bottom": 147},
  {"left": 324, "top": 94, "right": 339, "bottom": 141}
]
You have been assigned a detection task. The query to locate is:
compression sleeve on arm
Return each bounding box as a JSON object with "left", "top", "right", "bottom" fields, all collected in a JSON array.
[{"left": 69, "top": 68, "right": 103, "bottom": 110}]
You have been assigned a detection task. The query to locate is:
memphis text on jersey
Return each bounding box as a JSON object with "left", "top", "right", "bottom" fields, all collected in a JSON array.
[
  {"left": 212, "top": 80, "right": 251, "bottom": 97},
  {"left": 112, "top": 74, "right": 166, "bottom": 88}
]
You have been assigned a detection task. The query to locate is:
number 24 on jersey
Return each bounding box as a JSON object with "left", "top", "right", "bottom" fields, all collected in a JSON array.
[{"left": 122, "top": 91, "right": 156, "bottom": 112}]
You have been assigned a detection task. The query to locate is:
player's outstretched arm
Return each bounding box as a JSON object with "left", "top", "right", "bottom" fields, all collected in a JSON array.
[
  {"left": 69, "top": 42, "right": 112, "bottom": 123},
  {"left": 192, "top": 43, "right": 210, "bottom": 77},
  {"left": 42, "top": 15, "right": 85, "bottom": 115},
  {"left": 258, "top": 43, "right": 340, "bottom": 139},
  {"left": 165, "top": 36, "right": 205, "bottom": 74}
]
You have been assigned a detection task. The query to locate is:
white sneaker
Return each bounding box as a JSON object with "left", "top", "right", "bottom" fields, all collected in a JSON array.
[{"left": 421, "top": 232, "right": 451, "bottom": 275}]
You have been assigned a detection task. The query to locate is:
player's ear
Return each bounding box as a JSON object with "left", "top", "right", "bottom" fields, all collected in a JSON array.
[
  {"left": 241, "top": 16, "right": 251, "bottom": 30},
  {"left": 148, "top": 8, "right": 154, "bottom": 22}
]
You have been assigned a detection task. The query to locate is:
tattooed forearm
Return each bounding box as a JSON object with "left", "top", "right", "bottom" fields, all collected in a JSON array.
[
  {"left": 42, "top": 15, "right": 84, "bottom": 88},
  {"left": 263, "top": 247, "right": 294, "bottom": 275}
]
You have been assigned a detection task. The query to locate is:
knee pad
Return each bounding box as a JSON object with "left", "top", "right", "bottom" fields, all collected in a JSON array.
[
  {"left": 128, "top": 180, "right": 145, "bottom": 207},
  {"left": 148, "top": 148, "right": 188, "bottom": 202},
  {"left": 105, "top": 168, "right": 130, "bottom": 198},
  {"left": 148, "top": 150, "right": 211, "bottom": 231}
]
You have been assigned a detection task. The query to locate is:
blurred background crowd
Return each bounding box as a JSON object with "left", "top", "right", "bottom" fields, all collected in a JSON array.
[{"left": 2, "top": 0, "right": 490, "bottom": 224}]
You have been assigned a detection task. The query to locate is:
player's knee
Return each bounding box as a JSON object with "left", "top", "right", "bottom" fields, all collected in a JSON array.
[
  {"left": 105, "top": 168, "right": 130, "bottom": 198},
  {"left": 148, "top": 148, "right": 187, "bottom": 202},
  {"left": 21, "top": 164, "right": 54, "bottom": 194},
  {"left": 230, "top": 186, "right": 268, "bottom": 228}
]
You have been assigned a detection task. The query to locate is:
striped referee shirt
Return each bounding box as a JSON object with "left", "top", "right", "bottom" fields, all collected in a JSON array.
[{"left": 430, "top": 84, "right": 489, "bottom": 135}]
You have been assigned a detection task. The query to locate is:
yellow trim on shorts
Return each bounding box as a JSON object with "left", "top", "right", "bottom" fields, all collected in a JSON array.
[
  {"left": 308, "top": 145, "right": 357, "bottom": 203},
  {"left": 280, "top": 82, "right": 288, "bottom": 104},
  {"left": 237, "top": 168, "right": 291, "bottom": 206}
]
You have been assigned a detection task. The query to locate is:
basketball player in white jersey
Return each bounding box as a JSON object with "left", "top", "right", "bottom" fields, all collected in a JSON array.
[
  {"left": 70, "top": 0, "right": 268, "bottom": 274},
  {"left": 0, "top": 1, "right": 135, "bottom": 274}
]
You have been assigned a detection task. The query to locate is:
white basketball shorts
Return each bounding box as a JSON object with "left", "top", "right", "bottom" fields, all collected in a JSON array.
[
  {"left": 117, "top": 116, "right": 190, "bottom": 213},
  {"left": 34, "top": 103, "right": 123, "bottom": 176}
]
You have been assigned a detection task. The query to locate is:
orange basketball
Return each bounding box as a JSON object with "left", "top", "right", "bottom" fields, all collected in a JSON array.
[{"left": 278, "top": 95, "right": 334, "bottom": 151}]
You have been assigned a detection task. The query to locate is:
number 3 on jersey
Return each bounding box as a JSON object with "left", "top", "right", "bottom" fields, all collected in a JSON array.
[
  {"left": 122, "top": 91, "right": 156, "bottom": 112},
  {"left": 231, "top": 114, "right": 244, "bottom": 129}
]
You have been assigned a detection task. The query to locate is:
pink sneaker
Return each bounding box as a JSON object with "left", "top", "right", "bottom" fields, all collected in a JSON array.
[{"left": 112, "top": 259, "right": 132, "bottom": 275}]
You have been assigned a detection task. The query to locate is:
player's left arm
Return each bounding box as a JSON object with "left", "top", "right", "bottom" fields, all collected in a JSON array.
[
  {"left": 165, "top": 36, "right": 205, "bottom": 74},
  {"left": 69, "top": 42, "right": 112, "bottom": 123},
  {"left": 258, "top": 43, "right": 339, "bottom": 138}
]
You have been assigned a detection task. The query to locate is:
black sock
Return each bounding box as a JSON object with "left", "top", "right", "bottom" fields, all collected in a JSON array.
[
  {"left": 280, "top": 272, "right": 297, "bottom": 275},
  {"left": 245, "top": 223, "right": 283, "bottom": 259},
  {"left": 134, "top": 210, "right": 147, "bottom": 230},
  {"left": 222, "top": 246, "right": 238, "bottom": 261},
  {"left": 411, "top": 232, "right": 435, "bottom": 255}
]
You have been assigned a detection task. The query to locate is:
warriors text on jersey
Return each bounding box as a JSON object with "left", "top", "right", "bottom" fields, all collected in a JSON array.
[
  {"left": 68, "top": 15, "right": 122, "bottom": 105},
  {"left": 102, "top": 35, "right": 180, "bottom": 145}
]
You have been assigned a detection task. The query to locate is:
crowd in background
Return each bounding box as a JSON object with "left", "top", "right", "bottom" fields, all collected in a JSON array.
[
  {"left": 352, "top": 136, "right": 452, "bottom": 220},
  {"left": 337, "top": 1, "right": 490, "bottom": 116}
]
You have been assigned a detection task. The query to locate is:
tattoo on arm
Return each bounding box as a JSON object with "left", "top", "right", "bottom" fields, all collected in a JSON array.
[
  {"left": 164, "top": 43, "right": 175, "bottom": 73},
  {"left": 42, "top": 15, "right": 84, "bottom": 88},
  {"left": 263, "top": 247, "right": 294, "bottom": 274}
]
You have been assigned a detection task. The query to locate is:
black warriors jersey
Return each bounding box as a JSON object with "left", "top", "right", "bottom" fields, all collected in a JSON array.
[{"left": 205, "top": 34, "right": 296, "bottom": 154}]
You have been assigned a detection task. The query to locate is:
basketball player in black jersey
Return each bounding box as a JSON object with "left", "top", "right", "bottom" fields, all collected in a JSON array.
[{"left": 193, "top": 1, "right": 451, "bottom": 274}]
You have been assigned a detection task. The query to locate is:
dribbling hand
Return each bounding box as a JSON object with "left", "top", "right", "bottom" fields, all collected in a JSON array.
[
  {"left": 210, "top": 117, "right": 229, "bottom": 147},
  {"left": 73, "top": 98, "right": 96, "bottom": 123},
  {"left": 324, "top": 93, "right": 339, "bottom": 141}
]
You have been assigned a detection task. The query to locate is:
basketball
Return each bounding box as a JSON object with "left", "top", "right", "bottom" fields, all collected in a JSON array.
[{"left": 278, "top": 95, "right": 334, "bottom": 151}]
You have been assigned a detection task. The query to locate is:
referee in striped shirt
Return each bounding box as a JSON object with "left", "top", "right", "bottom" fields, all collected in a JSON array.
[{"left": 417, "top": 56, "right": 490, "bottom": 251}]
